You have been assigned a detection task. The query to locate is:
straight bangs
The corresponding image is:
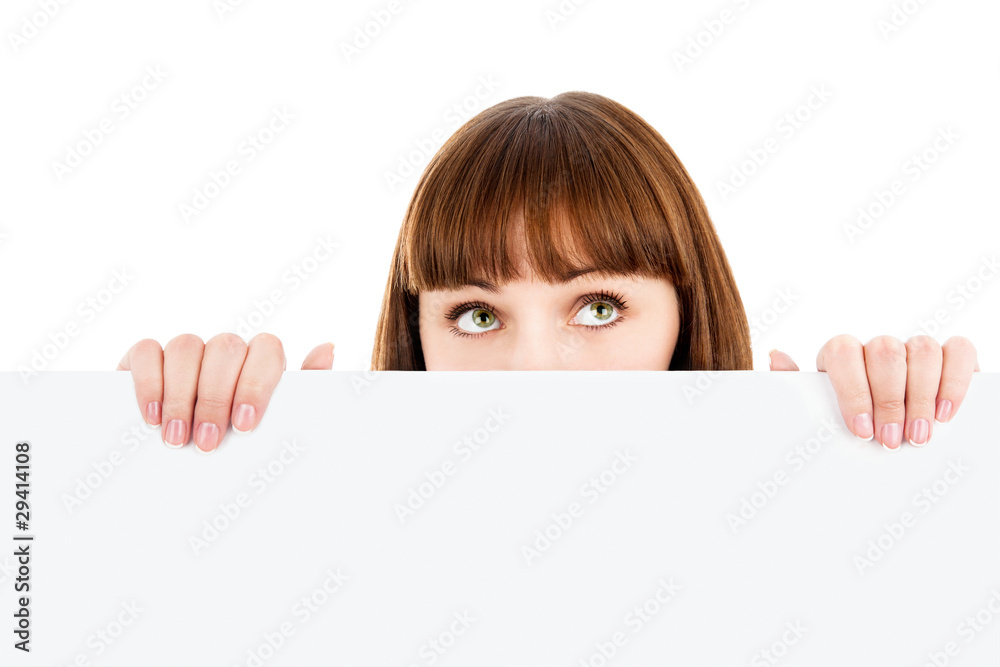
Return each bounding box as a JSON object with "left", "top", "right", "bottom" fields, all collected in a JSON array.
[
  {"left": 373, "top": 91, "right": 752, "bottom": 371},
  {"left": 399, "top": 95, "right": 694, "bottom": 296}
]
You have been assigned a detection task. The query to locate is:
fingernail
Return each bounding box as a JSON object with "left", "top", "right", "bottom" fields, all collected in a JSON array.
[
  {"left": 908, "top": 419, "right": 930, "bottom": 447},
  {"left": 146, "top": 401, "right": 161, "bottom": 426},
  {"left": 881, "top": 423, "right": 902, "bottom": 451},
  {"left": 767, "top": 349, "right": 777, "bottom": 369},
  {"left": 935, "top": 399, "right": 953, "bottom": 423},
  {"left": 195, "top": 422, "right": 219, "bottom": 453},
  {"left": 233, "top": 404, "right": 256, "bottom": 432},
  {"left": 164, "top": 419, "right": 186, "bottom": 449},
  {"left": 853, "top": 413, "right": 874, "bottom": 441}
]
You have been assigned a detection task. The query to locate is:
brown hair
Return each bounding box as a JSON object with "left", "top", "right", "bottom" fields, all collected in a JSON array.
[{"left": 371, "top": 91, "right": 751, "bottom": 371}]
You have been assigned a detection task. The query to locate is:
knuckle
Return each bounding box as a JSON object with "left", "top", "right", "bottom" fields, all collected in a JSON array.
[
  {"left": 844, "top": 386, "right": 872, "bottom": 409},
  {"left": 939, "top": 369, "right": 968, "bottom": 390},
  {"left": 251, "top": 331, "right": 280, "bottom": 346},
  {"left": 134, "top": 378, "right": 162, "bottom": 397},
  {"left": 875, "top": 397, "right": 906, "bottom": 414},
  {"left": 165, "top": 333, "right": 205, "bottom": 356},
  {"left": 907, "top": 398, "right": 937, "bottom": 416},
  {"left": 195, "top": 393, "right": 232, "bottom": 413},
  {"left": 865, "top": 335, "right": 905, "bottom": 362},
  {"left": 943, "top": 335, "right": 976, "bottom": 355},
  {"left": 134, "top": 338, "right": 163, "bottom": 355},
  {"left": 905, "top": 335, "right": 940, "bottom": 359},
  {"left": 207, "top": 332, "right": 247, "bottom": 357},
  {"left": 828, "top": 333, "right": 861, "bottom": 349},
  {"left": 161, "top": 397, "right": 194, "bottom": 416},
  {"left": 236, "top": 377, "right": 271, "bottom": 403},
  {"left": 251, "top": 332, "right": 285, "bottom": 354},
  {"left": 822, "top": 334, "right": 861, "bottom": 362}
]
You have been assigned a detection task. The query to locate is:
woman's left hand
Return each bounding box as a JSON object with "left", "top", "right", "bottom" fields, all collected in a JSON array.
[{"left": 768, "top": 335, "right": 980, "bottom": 451}]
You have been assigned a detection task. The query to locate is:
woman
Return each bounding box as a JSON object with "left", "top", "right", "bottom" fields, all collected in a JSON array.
[{"left": 116, "top": 92, "right": 980, "bottom": 454}]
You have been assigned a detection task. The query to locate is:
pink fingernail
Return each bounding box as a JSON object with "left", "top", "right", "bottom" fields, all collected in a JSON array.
[
  {"left": 935, "top": 399, "right": 953, "bottom": 423},
  {"left": 164, "top": 419, "right": 186, "bottom": 449},
  {"left": 909, "top": 419, "right": 930, "bottom": 447},
  {"left": 195, "top": 422, "right": 219, "bottom": 453},
  {"left": 853, "top": 413, "right": 874, "bottom": 441},
  {"left": 881, "top": 423, "right": 902, "bottom": 451},
  {"left": 146, "top": 401, "right": 161, "bottom": 426},
  {"left": 233, "top": 404, "right": 256, "bottom": 432}
]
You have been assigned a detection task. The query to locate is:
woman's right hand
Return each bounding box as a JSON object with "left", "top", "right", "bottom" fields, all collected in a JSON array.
[{"left": 115, "top": 333, "right": 335, "bottom": 454}]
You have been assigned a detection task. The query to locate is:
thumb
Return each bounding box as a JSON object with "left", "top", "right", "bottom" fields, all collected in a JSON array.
[
  {"left": 768, "top": 348, "right": 800, "bottom": 371},
  {"left": 301, "top": 342, "right": 335, "bottom": 370}
]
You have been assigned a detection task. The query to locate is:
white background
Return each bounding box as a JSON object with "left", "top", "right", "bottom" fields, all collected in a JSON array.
[{"left": 1, "top": 0, "right": 997, "bottom": 373}]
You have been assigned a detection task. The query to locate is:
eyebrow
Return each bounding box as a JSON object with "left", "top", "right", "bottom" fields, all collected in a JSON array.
[{"left": 468, "top": 267, "right": 600, "bottom": 295}]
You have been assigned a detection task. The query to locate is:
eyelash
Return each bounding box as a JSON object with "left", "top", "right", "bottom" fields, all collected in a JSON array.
[{"left": 444, "top": 290, "right": 629, "bottom": 338}]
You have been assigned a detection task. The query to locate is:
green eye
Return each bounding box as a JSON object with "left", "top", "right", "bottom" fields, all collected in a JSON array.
[
  {"left": 471, "top": 308, "right": 495, "bottom": 328},
  {"left": 448, "top": 291, "right": 626, "bottom": 339},
  {"left": 453, "top": 307, "right": 500, "bottom": 335},
  {"left": 574, "top": 300, "right": 621, "bottom": 327},
  {"left": 589, "top": 302, "right": 612, "bottom": 321}
]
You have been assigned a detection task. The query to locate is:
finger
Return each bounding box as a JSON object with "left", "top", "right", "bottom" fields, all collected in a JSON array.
[
  {"left": 816, "top": 334, "right": 874, "bottom": 441},
  {"left": 161, "top": 334, "right": 205, "bottom": 449},
  {"left": 863, "top": 336, "right": 908, "bottom": 451},
  {"left": 116, "top": 339, "right": 164, "bottom": 426},
  {"left": 301, "top": 342, "right": 335, "bottom": 370},
  {"left": 768, "top": 349, "right": 799, "bottom": 371},
  {"left": 192, "top": 333, "right": 248, "bottom": 454},
  {"left": 231, "top": 332, "right": 287, "bottom": 434},
  {"left": 935, "top": 335, "right": 979, "bottom": 423},
  {"left": 902, "top": 336, "right": 942, "bottom": 447}
]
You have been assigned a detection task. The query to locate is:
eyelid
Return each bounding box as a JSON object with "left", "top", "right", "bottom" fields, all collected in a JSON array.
[
  {"left": 444, "top": 299, "right": 500, "bottom": 321},
  {"left": 444, "top": 290, "right": 628, "bottom": 322},
  {"left": 580, "top": 290, "right": 628, "bottom": 312}
]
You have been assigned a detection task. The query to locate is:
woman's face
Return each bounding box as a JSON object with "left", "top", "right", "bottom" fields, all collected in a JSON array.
[{"left": 417, "top": 236, "right": 681, "bottom": 370}]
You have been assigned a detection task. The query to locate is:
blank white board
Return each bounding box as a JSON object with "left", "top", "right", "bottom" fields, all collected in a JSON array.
[{"left": 1, "top": 370, "right": 998, "bottom": 666}]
